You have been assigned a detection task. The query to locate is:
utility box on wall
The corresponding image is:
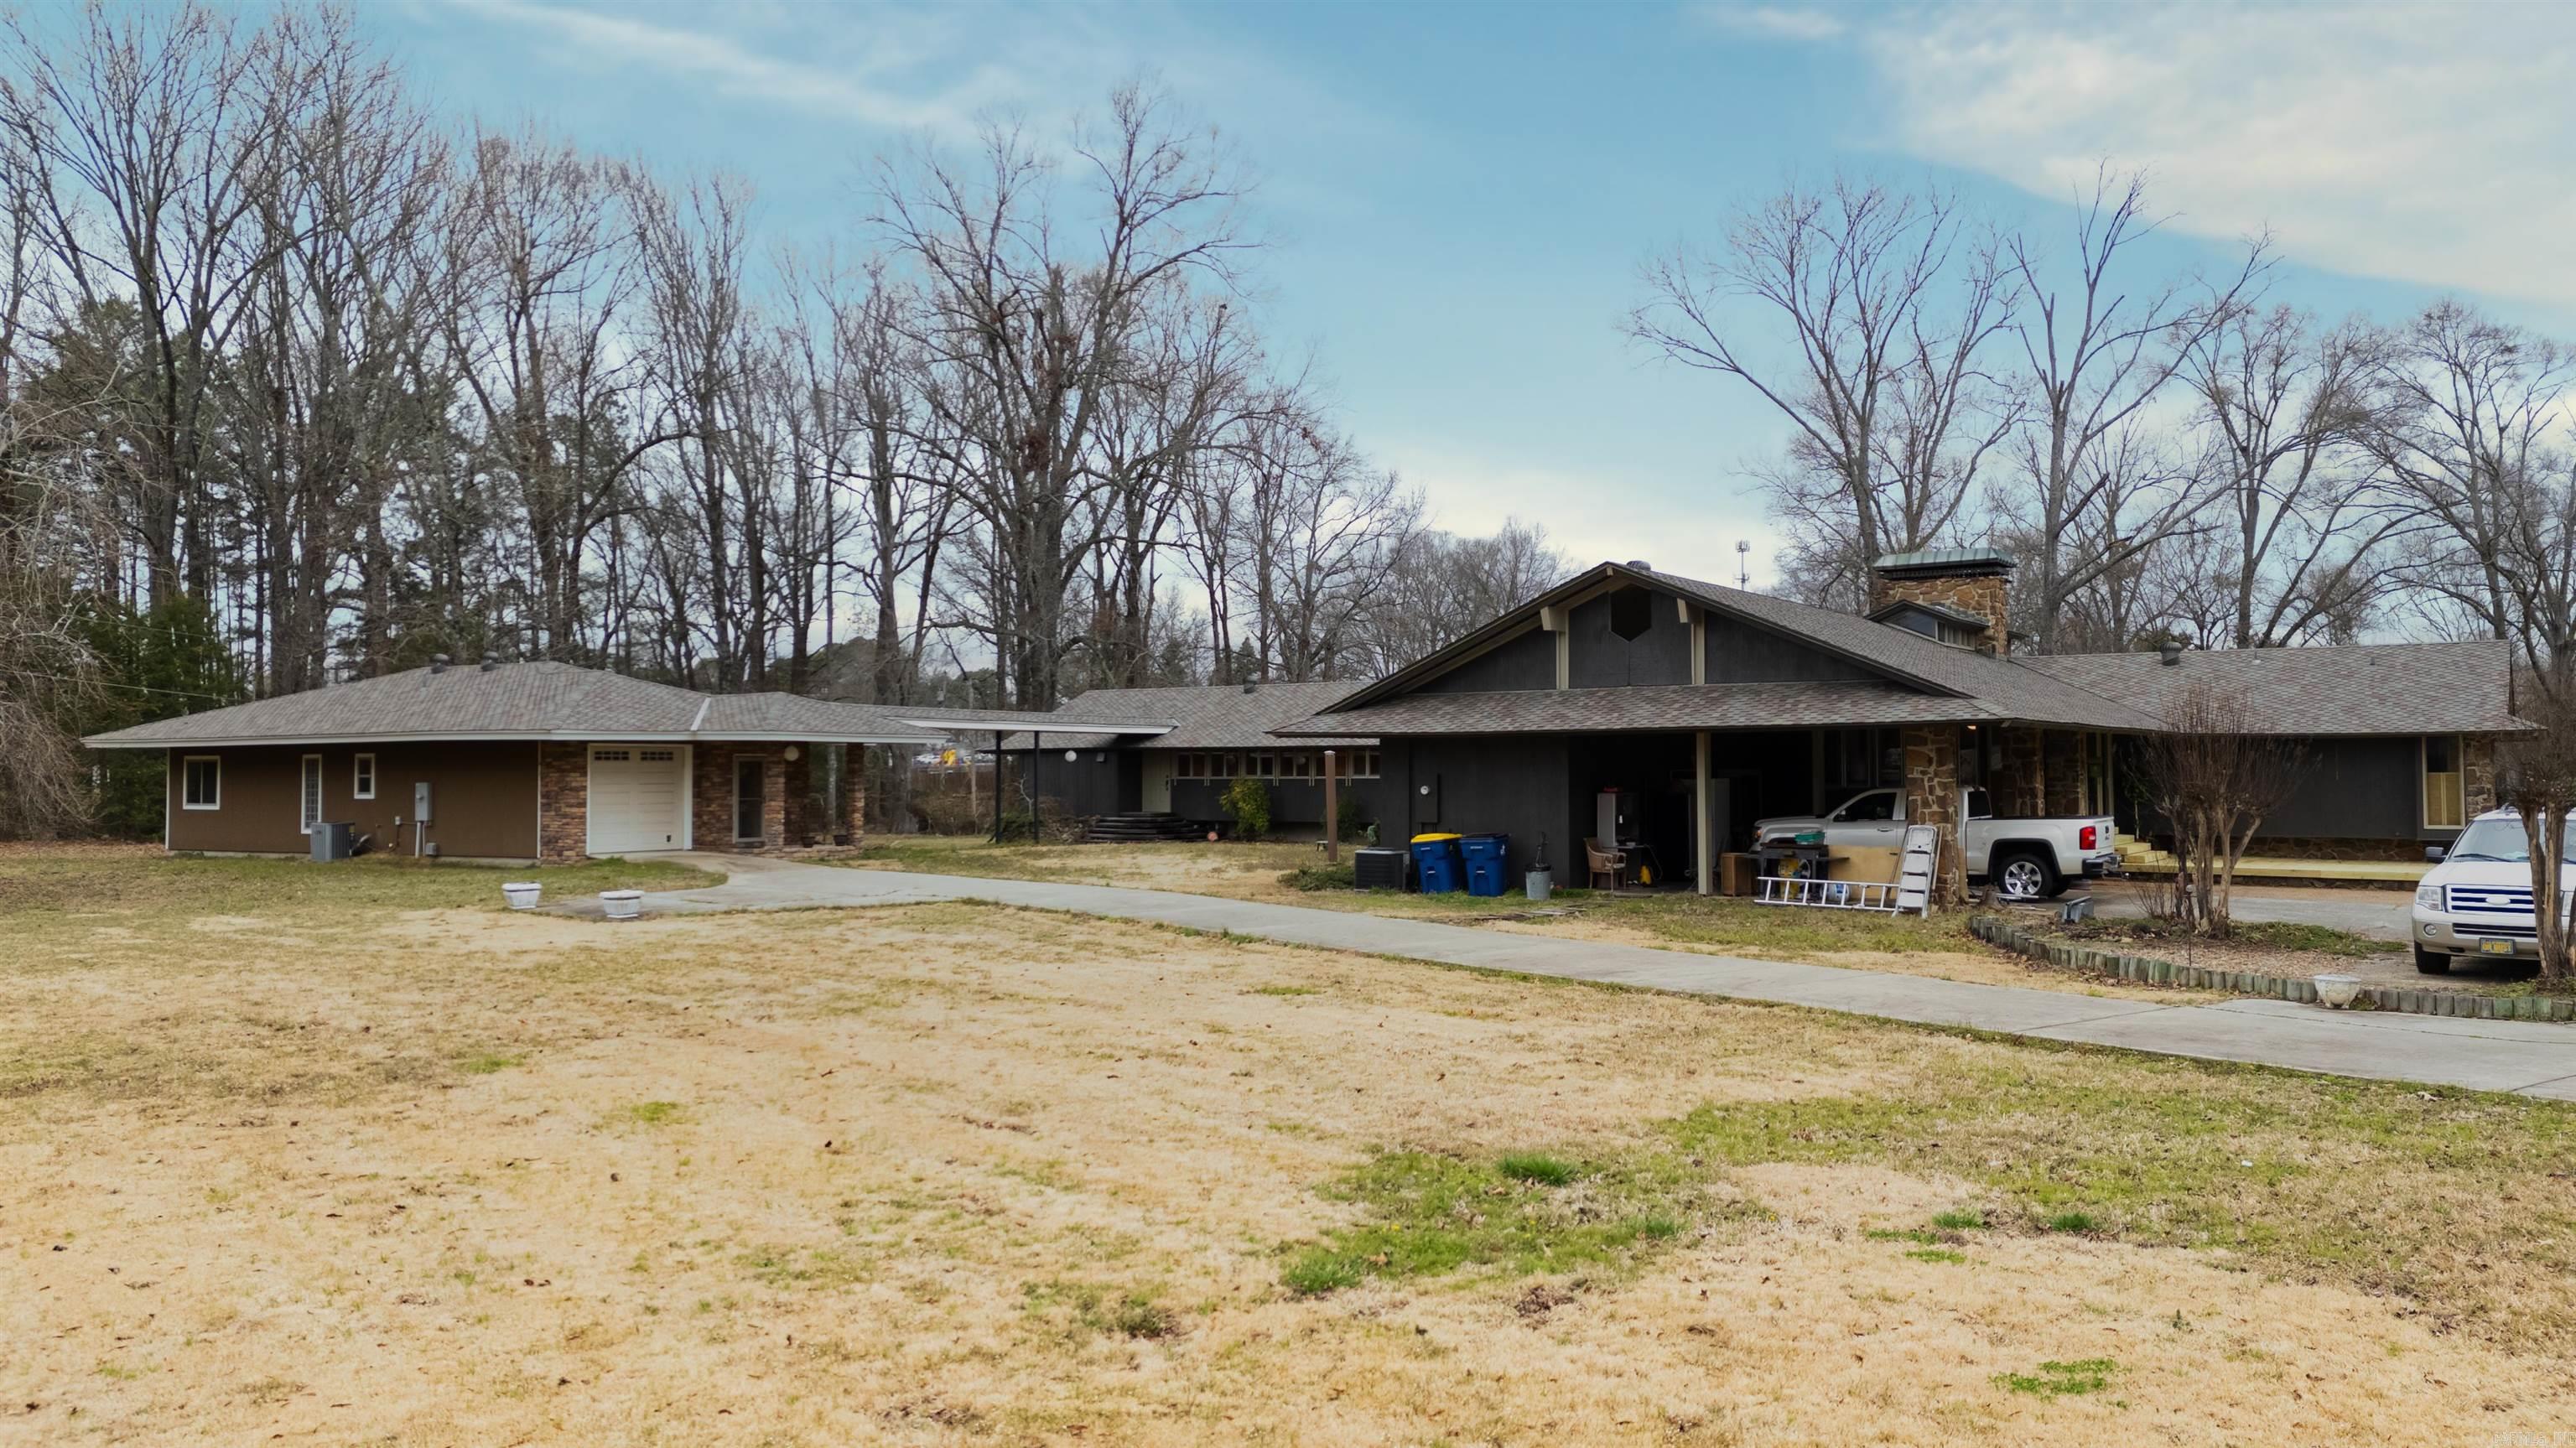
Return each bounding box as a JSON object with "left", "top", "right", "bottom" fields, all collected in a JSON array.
[{"left": 413, "top": 781, "right": 434, "bottom": 823}]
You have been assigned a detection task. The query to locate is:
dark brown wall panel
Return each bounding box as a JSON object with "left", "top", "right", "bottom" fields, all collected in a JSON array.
[{"left": 166, "top": 742, "right": 542, "bottom": 859}]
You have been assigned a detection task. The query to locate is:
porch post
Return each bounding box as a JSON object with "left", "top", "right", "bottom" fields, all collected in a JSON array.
[
  {"left": 1323, "top": 749, "right": 1338, "bottom": 863},
  {"left": 1695, "top": 729, "right": 1712, "bottom": 895}
]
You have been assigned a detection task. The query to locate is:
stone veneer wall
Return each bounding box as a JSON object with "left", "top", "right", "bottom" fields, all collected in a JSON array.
[
  {"left": 538, "top": 742, "right": 589, "bottom": 864},
  {"left": 1869, "top": 570, "right": 2010, "bottom": 657},
  {"left": 1997, "top": 726, "right": 2046, "bottom": 817},
  {"left": 1901, "top": 723, "right": 1966, "bottom": 906},
  {"left": 2040, "top": 731, "right": 2084, "bottom": 817},
  {"left": 840, "top": 745, "right": 868, "bottom": 848},
  {"left": 2464, "top": 734, "right": 2498, "bottom": 818}
]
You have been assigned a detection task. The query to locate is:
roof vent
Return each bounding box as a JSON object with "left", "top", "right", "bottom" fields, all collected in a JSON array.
[
  {"left": 1624, "top": 558, "right": 1654, "bottom": 572},
  {"left": 480, "top": 652, "right": 499, "bottom": 672},
  {"left": 2159, "top": 641, "right": 2184, "bottom": 667},
  {"left": 1241, "top": 680, "right": 1259, "bottom": 694},
  {"left": 428, "top": 653, "right": 451, "bottom": 674}
]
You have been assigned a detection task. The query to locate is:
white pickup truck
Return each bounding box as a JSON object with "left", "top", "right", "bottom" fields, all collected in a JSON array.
[{"left": 1753, "top": 787, "right": 2122, "bottom": 899}]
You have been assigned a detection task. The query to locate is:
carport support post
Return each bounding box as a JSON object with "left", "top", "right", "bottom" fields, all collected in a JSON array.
[
  {"left": 991, "top": 729, "right": 1005, "bottom": 843},
  {"left": 1695, "top": 730, "right": 1712, "bottom": 895},
  {"left": 1323, "top": 750, "right": 1338, "bottom": 863}
]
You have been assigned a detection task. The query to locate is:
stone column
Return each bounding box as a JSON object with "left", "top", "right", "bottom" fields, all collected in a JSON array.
[
  {"left": 2463, "top": 734, "right": 2497, "bottom": 818},
  {"left": 538, "top": 742, "right": 589, "bottom": 864},
  {"left": 1902, "top": 724, "right": 1965, "bottom": 906}
]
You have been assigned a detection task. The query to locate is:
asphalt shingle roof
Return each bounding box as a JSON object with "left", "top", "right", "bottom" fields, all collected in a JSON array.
[
  {"left": 82, "top": 661, "right": 951, "bottom": 747},
  {"left": 1003, "top": 680, "right": 1380, "bottom": 751},
  {"left": 2018, "top": 639, "right": 2531, "bottom": 736},
  {"left": 1292, "top": 562, "right": 2525, "bottom": 740}
]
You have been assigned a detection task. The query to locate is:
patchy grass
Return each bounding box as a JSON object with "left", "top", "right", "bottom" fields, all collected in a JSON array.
[
  {"left": 1497, "top": 1151, "right": 1578, "bottom": 1186},
  {"left": 1997, "top": 1358, "right": 2118, "bottom": 1398},
  {"left": 1280, "top": 1147, "right": 1734, "bottom": 1296},
  {"left": 1246, "top": 983, "right": 1321, "bottom": 998},
  {"left": 456, "top": 1051, "right": 522, "bottom": 1075},
  {"left": 13, "top": 844, "right": 2576, "bottom": 1445},
  {"left": 613, "top": 1100, "right": 686, "bottom": 1126}
]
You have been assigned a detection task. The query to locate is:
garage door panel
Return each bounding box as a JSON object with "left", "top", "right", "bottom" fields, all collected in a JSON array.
[{"left": 588, "top": 746, "right": 688, "bottom": 854}]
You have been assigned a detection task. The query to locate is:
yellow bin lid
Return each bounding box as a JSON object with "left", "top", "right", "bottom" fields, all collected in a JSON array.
[{"left": 1410, "top": 832, "right": 1462, "bottom": 843}]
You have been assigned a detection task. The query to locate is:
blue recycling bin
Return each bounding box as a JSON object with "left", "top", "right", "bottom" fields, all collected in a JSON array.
[
  {"left": 1410, "top": 833, "right": 1465, "bottom": 894},
  {"left": 1459, "top": 833, "right": 1513, "bottom": 897}
]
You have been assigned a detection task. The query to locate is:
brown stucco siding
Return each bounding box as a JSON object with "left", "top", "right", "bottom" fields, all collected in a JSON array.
[{"left": 164, "top": 742, "right": 543, "bottom": 859}]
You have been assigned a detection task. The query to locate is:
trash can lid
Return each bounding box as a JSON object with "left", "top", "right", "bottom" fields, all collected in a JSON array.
[{"left": 1409, "top": 832, "right": 1462, "bottom": 843}]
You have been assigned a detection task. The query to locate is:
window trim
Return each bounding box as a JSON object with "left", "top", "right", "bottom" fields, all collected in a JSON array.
[
  {"left": 352, "top": 752, "right": 376, "bottom": 801},
  {"left": 299, "top": 753, "right": 324, "bottom": 835},
  {"left": 181, "top": 755, "right": 221, "bottom": 811}
]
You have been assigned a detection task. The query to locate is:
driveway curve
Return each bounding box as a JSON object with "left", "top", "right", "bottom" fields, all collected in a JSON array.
[{"left": 608, "top": 854, "right": 2576, "bottom": 1100}]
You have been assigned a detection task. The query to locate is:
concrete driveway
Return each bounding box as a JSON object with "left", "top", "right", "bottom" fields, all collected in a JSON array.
[
  {"left": 563, "top": 854, "right": 2576, "bottom": 1100},
  {"left": 2090, "top": 883, "right": 2413, "bottom": 942}
]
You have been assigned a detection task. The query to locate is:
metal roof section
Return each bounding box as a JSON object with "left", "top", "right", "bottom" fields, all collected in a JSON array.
[{"left": 1871, "top": 548, "right": 2017, "bottom": 575}]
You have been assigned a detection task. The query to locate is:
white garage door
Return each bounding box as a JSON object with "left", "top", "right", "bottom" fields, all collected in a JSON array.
[{"left": 587, "top": 746, "right": 688, "bottom": 854}]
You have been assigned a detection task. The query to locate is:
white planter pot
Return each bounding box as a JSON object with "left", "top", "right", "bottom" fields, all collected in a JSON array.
[
  {"left": 501, "top": 882, "right": 542, "bottom": 911},
  {"left": 600, "top": 889, "right": 643, "bottom": 921},
  {"left": 2314, "top": 973, "right": 2363, "bottom": 1009}
]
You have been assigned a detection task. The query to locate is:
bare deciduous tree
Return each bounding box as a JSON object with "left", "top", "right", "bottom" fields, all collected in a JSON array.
[{"left": 2136, "top": 684, "right": 2308, "bottom": 936}]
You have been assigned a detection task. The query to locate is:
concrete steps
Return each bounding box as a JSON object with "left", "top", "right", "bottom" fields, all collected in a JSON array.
[
  {"left": 1084, "top": 812, "right": 1202, "bottom": 843},
  {"left": 2110, "top": 833, "right": 2426, "bottom": 885}
]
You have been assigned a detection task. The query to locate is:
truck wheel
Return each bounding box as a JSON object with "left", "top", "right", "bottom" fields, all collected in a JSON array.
[
  {"left": 1994, "top": 851, "right": 2059, "bottom": 900},
  {"left": 2413, "top": 946, "right": 2452, "bottom": 974}
]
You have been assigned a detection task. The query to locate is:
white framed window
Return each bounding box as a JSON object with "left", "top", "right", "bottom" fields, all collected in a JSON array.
[
  {"left": 299, "top": 754, "right": 324, "bottom": 834},
  {"left": 1341, "top": 750, "right": 1379, "bottom": 780},
  {"left": 182, "top": 755, "right": 221, "bottom": 810},
  {"left": 638, "top": 748, "right": 677, "bottom": 761},
  {"left": 2424, "top": 734, "right": 2465, "bottom": 830},
  {"left": 352, "top": 753, "right": 376, "bottom": 800}
]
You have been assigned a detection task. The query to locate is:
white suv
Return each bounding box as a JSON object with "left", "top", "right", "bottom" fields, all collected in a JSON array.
[{"left": 2411, "top": 808, "right": 2568, "bottom": 974}]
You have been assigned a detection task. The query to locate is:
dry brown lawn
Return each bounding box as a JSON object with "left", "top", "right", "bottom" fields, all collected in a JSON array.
[{"left": 7, "top": 846, "right": 2576, "bottom": 1445}]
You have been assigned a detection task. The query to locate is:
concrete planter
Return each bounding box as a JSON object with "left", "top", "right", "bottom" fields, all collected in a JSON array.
[
  {"left": 501, "top": 882, "right": 542, "bottom": 911},
  {"left": 600, "top": 889, "right": 643, "bottom": 921},
  {"left": 2313, "top": 973, "right": 2362, "bottom": 1009}
]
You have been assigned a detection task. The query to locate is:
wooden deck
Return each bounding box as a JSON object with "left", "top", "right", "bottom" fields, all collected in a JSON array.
[{"left": 2112, "top": 835, "right": 2428, "bottom": 885}]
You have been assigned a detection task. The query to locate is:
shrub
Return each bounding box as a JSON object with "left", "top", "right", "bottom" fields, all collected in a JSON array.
[
  {"left": 1335, "top": 789, "right": 1368, "bottom": 842},
  {"left": 1284, "top": 862, "right": 1355, "bottom": 891},
  {"left": 1219, "top": 776, "right": 1272, "bottom": 838}
]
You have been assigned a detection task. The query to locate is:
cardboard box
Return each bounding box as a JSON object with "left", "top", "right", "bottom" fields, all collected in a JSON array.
[
  {"left": 1720, "top": 852, "right": 1759, "bottom": 897},
  {"left": 1826, "top": 845, "right": 1903, "bottom": 885}
]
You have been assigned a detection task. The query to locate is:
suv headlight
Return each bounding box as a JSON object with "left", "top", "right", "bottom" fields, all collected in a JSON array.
[{"left": 2415, "top": 883, "right": 2444, "bottom": 910}]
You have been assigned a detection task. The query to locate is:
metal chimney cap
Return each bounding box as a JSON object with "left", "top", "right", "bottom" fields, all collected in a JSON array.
[
  {"left": 428, "top": 653, "right": 451, "bottom": 673},
  {"left": 2158, "top": 641, "right": 2184, "bottom": 665},
  {"left": 479, "top": 652, "right": 499, "bottom": 672}
]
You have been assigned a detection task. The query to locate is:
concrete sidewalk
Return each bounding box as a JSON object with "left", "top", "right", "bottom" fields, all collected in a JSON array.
[{"left": 616, "top": 854, "right": 2576, "bottom": 1100}]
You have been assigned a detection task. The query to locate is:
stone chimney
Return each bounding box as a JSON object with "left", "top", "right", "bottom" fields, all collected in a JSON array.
[{"left": 1868, "top": 549, "right": 2015, "bottom": 657}]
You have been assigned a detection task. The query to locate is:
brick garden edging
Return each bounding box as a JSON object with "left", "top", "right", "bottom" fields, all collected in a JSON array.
[{"left": 1968, "top": 914, "right": 2576, "bottom": 1024}]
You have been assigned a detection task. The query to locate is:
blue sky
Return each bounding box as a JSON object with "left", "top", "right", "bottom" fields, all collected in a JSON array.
[{"left": 376, "top": 0, "right": 2576, "bottom": 585}]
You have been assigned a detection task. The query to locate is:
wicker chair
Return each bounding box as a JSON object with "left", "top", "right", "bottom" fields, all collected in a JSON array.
[{"left": 1583, "top": 837, "right": 1627, "bottom": 890}]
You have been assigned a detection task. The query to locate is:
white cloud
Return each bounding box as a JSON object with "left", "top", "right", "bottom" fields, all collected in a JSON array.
[
  {"left": 442, "top": 0, "right": 1011, "bottom": 136},
  {"left": 1861, "top": 3, "right": 2576, "bottom": 308},
  {"left": 1695, "top": 4, "right": 1849, "bottom": 43}
]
